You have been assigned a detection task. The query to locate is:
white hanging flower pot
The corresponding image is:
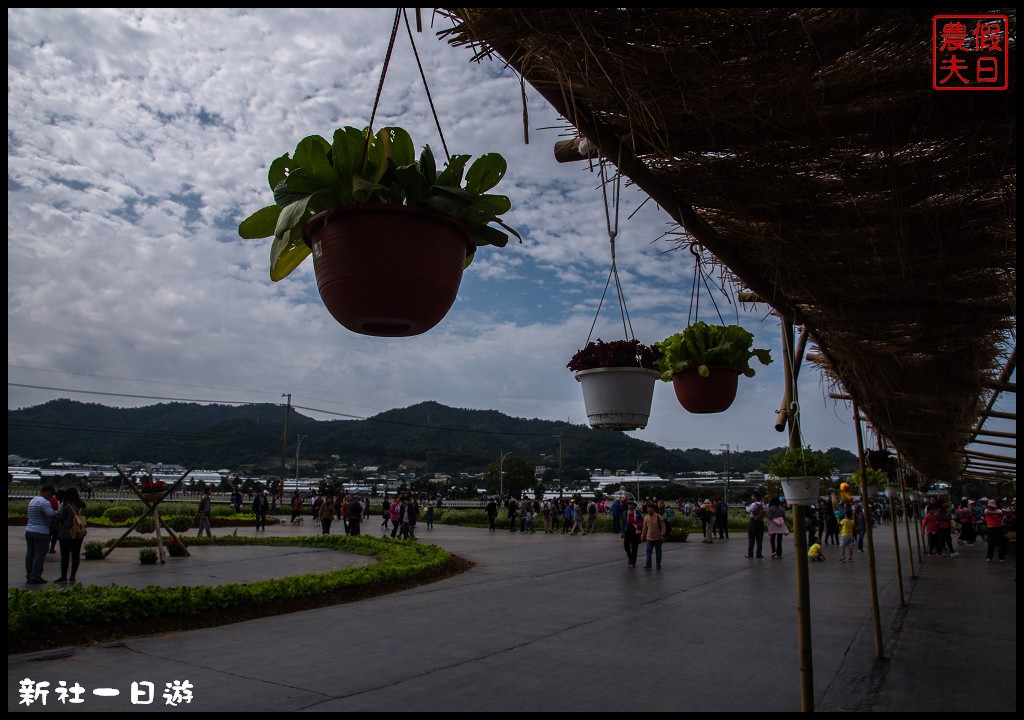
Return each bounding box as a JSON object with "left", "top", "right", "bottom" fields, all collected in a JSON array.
[
  {"left": 867, "top": 484, "right": 881, "bottom": 498},
  {"left": 779, "top": 476, "right": 822, "bottom": 506},
  {"left": 884, "top": 487, "right": 898, "bottom": 499},
  {"left": 575, "top": 367, "right": 659, "bottom": 430}
]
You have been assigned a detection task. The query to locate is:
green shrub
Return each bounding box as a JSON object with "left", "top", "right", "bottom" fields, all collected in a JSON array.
[
  {"left": 135, "top": 516, "right": 155, "bottom": 534},
  {"left": 8, "top": 535, "right": 453, "bottom": 642},
  {"left": 435, "top": 508, "right": 490, "bottom": 527},
  {"left": 83, "top": 542, "right": 105, "bottom": 560},
  {"left": 167, "top": 516, "right": 193, "bottom": 532},
  {"left": 103, "top": 506, "right": 135, "bottom": 523}
]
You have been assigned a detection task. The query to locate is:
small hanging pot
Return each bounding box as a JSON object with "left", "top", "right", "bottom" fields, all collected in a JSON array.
[
  {"left": 780, "top": 476, "right": 822, "bottom": 506},
  {"left": 575, "top": 367, "right": 659, "bottom": 430},
  {"left": 670, "top": 367, "right": 741, "bottom": 413}
]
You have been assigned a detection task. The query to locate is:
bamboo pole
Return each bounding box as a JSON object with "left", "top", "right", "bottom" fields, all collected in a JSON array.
[
  {"left": 778, "top": 313, "right": 814, "bottom": 713},
  {"left": 853, "top": 403, "right": 884, "bottom": 657}
]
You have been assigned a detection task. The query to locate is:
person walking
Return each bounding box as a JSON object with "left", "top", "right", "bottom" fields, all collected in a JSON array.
[
  {"left": 621, "top": 500, "right": 643, "bottom": 568},
  {"left": 54, "top": 486, "right": 88, "bottom": 583},
  {"left": 922, "top": 505, "right": 941, "bottom": 557},
  {"left": 196, "top": 488, "right": 213, "bottom": 538},
  {"left": 586, "top": 499, "right": 598, "bottom": 534},
  {"left": 252, "top": 490, "right": 269, "bottom": 531},
  {"left": 48, "top": 489, "right": 62, "bottom": 554},
  {"left": 570, "top": 499, "right": 584, "bottom": 535},
  {"left": 486, "top": 497, "right": 498, "bottom": 532},
  {"left": 936, "top": 501, "right": 957, "bottom": 557},
  {"left": 25, "top": 484, "right": 57, "bottom": 584},
  {"left": 640, "top": 503, "right": 668, "bottom": 569},
  {"left": 983, "top": 499, "right": 1008, "bottom": 562},
  {"left": 507, "top": 497, "right": 519, "bottom": 533},
  {"left": 318, "top": 495, "right": 335, "bottom": 535},
  {"left": 424, "top": 497, "right": 434, "bottom": 530},
  {"left": 389, "top": 497, "right": 402, "bottom": 538},
  {"left": 839, "top": 510, "right": 857, "bottom": 562},
  {"left": 745, "top": 493, "right": 766, "bottom": 558},
  {"left": 699, "top": 498, "right": 715, "bottom": 544},
  {"left": 347, "top": 495, "right": 363, "bottom": 536},
  {"left": 956, "top": 499, "right": 976, "bottom": 546},
  {"left": 715, "top": 495, "right": 730, "bottom": 539},
  {"left": 766, "top": 496, "right": 789, "bottom": 558}
]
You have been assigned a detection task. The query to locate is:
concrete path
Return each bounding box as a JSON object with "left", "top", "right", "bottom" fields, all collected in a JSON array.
[{"left": 8, "top": 518, "right": 1016, "bottom": 712}]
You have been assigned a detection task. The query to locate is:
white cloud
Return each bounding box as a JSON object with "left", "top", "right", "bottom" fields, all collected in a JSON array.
[{"left": 8, "top": 8, "right": 865, "bottom": 457}]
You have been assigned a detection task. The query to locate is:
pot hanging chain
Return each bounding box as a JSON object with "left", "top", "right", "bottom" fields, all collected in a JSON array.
[
  {"left": 686, "top": 240, "right": 730, "bottom": 328},
  {"left": 584, "top": 155, "right": 637, "bottom": 348},
  {"left": 362, "top": 8, "right": 451, "bottom": 170}
]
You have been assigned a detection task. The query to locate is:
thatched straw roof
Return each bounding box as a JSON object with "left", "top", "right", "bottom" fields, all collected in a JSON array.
[{"left": 440, "top": 8, "right": 1016, "bottom": 482}]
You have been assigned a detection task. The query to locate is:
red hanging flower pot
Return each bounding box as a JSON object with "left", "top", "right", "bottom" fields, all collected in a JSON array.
[
  {"left": 303, "top": 206, "right": 474, "bottom": 337},
  {"left": 671, "top": 366, "right": 741, "bottom": 413}
]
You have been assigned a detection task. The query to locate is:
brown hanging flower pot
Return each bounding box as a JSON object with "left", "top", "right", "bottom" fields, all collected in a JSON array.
[
  {"left": 303, "top": 205, "right": 474, "bottom": 337},
  {"left": 670, "top": 367, "right": 741, "bottom": 413}
]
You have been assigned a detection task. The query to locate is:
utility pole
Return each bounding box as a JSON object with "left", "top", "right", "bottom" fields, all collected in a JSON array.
[
  {"left": 296, "top": 434, "right": 308, "bottom": 482},
  {"left": 558, "top": 431, "right": 564, "bottom": 498},
  {"left": 635, "top": 459, "right": 649, "bottom": 502},
  {"left": 721, "top": 443, "right": 731, "bottom": 502},
  {"left": 278, "top": 393, "right": 291, "bottom": 509},
  {"left": 499, "top": 450, "right": 511, "bottom": 499}
]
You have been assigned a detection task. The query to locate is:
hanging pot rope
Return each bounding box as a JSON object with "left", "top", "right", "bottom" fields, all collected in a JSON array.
[
  {"left": 687, "top": 240, "right": 729, "bottom": 327},
  {"left": 362, "top": 9, "right": 451, "bottom": 169},
  {"left": 402, "top": 8, "right": 450, "bottom": 161},
  {"left": 584, "top": 157, "right": 637, "bottom": 348},
  {"left": 361, "top": 9, "right": 403, "bottom": 169}
]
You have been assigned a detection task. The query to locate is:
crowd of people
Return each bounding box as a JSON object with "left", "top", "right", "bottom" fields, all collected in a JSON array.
[{"left": 21, "top": 481, "right": 1016, "bottom": 588}]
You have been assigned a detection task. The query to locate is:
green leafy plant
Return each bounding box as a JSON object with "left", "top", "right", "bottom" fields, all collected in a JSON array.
[
  {"left": 766, "top": 447, "right": 836, "bottom": 480},
  {"left": 238, "top": 125, "right": 521, "bottom": 281},
  {"left": 83, "top": 541, "right": 105, "bottom": 560},
  {"left": 138, "top": 547, "right": 158, "bottom": 565},
  {"left": 566, "top": 339, "right": 660, "bottom": 372},
  {"left": 850, "top": 467, "right": 887, "bottom": 487},
  {"left": 654, "top": 322, "right": 772, "bottom": 380}
]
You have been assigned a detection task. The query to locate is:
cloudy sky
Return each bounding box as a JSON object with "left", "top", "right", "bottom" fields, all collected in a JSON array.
[{"left": 12, "top": 7, "right": 995, "bottom": 463}]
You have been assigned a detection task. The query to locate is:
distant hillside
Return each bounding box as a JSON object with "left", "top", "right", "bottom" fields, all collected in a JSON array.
[{"left": 8, "top": 399, "right": 858, "bottom": 475}]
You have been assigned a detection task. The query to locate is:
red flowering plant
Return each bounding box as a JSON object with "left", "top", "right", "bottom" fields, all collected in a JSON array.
[
  {"left": 140, "top": 478, "right": 166, "bottom": 494},
  {"left": 166, "top": 537, "right": 188, "bottom": 557},
  {"left": 566, "top": 338, "right": 660, "bottom": 372}
]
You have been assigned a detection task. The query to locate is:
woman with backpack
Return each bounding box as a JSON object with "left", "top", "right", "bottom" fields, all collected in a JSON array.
[{"left": 54, "top": 486, "right": 87, "bottom": 584}]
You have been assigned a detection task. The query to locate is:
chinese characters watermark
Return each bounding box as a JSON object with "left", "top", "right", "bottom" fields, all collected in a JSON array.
[
  {"left": 933, "top": 15, "right": 1009, "bottom": 90},
  {"left": 18, "top": 679, "right": 194, "bottom": 707}
]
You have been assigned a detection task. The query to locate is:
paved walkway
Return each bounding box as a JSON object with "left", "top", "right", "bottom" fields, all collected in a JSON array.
[{"left": 8, "top": 519, "right": 1016, "bottom": 712}]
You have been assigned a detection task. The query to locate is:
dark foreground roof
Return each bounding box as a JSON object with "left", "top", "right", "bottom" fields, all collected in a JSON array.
[{"left": 441, "top": 8, "right": 1016, "bottom": 481}]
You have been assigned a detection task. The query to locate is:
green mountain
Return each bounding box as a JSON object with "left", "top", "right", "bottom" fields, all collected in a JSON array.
[{"left": 8, "top": 399, "right": 858, "bottom": 475}]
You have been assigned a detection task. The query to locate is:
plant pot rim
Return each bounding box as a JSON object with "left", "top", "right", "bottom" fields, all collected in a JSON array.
[
  {"left": 302, "top": 205, "right": 474, "bottom": 255},
  {"left": 575, "top": 366, "right": 660, "bottom": 380},
  {"left": 672, "top": 366, "right": 742, "bottom": 378}
]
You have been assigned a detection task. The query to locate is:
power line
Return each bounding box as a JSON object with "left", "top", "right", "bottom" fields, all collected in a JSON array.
[
  {"left": 8, "top": 383, "right": 667, "bottom": 452},
  {"left": 8, "top": 383, "right": 256, "bottom": 405}
]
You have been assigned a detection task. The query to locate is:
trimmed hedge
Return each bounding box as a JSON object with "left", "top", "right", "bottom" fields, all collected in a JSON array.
[{"left": 8, "top": 535, "right": 453, "bottom": 644}]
